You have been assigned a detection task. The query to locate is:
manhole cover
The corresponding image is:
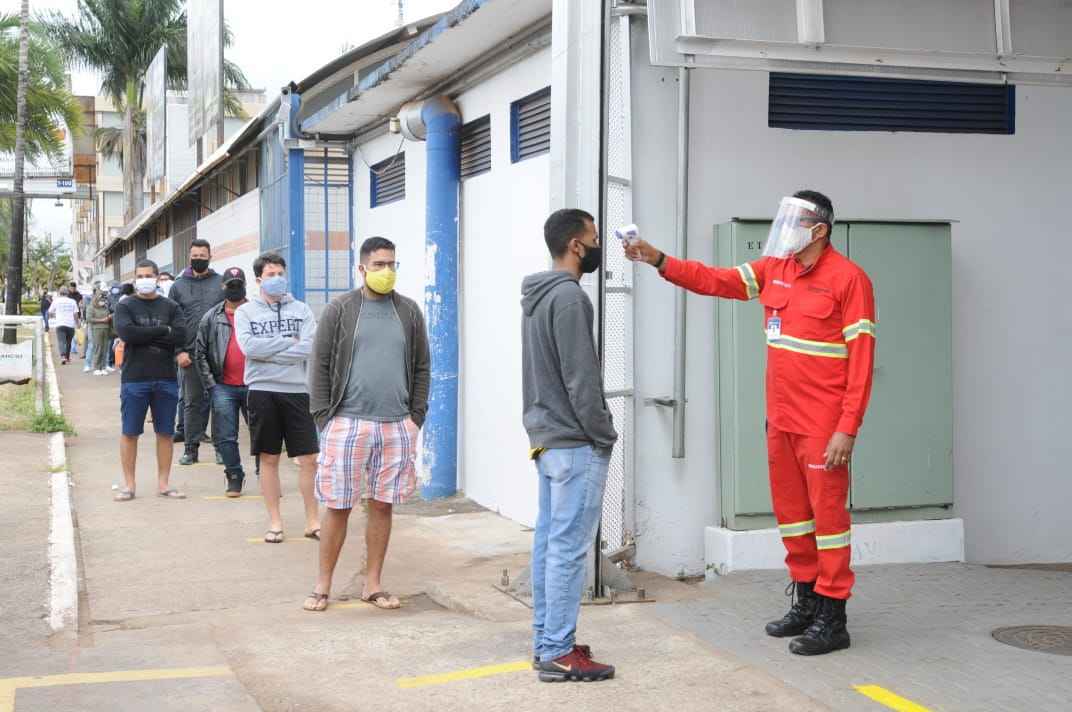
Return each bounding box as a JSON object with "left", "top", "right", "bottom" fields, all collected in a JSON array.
[{"left": 992, "top": 626, "right": 1072, "bottom": 656}]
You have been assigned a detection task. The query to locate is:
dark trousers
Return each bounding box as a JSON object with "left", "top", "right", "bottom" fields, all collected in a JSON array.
[
  {"left": 56, "top": 326, "right": 74, "bottom": 360},
  {"left": 180, "top": 363, "right": 211, "bottom": 454}
]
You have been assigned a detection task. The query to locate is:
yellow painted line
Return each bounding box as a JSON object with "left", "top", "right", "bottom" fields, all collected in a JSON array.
[
  {"left": 397, "top": 660, "right": 531, "bottom": 689},
  {"left": 854, "top": 685, "right": 932, "bottom": 712},
  {"left": 203, "top": 495, "right": 263, "bottom": 500},
  {"left": 245, "top": 537, "right": 313, "bottom": 544},
  {"left": 0, "top": 666, "right": 231, "bottom": 712}
]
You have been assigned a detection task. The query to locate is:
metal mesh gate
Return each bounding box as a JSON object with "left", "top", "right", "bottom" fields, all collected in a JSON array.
[{"left": 600, "top": 13, "right": 635, "bottom": 554}]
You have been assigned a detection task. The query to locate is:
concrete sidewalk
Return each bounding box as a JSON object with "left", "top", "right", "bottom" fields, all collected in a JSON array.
[{"left": 6, "top": 348, "right": 828, "bottom": 712}]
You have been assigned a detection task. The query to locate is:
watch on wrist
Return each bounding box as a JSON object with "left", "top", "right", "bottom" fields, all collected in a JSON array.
[{"left": 654, "top": 251, "right": 667, "bottom": 270}]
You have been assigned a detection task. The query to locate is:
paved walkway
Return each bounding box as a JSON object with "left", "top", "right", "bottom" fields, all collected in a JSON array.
[
  {"left": 0, "top": 345, "right": 829, "bottom": 712},
  {"left": 655, "top": 564, "right": 1072, "bottom": 711}
]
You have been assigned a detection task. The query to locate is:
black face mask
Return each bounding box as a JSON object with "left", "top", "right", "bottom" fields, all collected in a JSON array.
[
  {"left": 224, "top": 284, "right": 246, "bottom": 302},
  {"left": 579, "top": 244, "right": 602, "bottom": 274},
  {"left": 190, "top": 258, "right": 210, "bottom": 273}
]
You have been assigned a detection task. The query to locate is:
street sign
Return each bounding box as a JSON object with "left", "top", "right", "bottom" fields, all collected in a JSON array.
[{"left": 187, "top": 0, "right": 224, "bottom": 146}]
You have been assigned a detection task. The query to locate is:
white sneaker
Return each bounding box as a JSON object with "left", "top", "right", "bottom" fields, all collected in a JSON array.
[
  {"left": 94, "top": 370, "right": 105, "bottom": 376},
  {"left": 106, "top": 367, "right": 115, "bottom": 373},
  {"left": 83, "top": 367, "right": 91, "bottom": 373}
]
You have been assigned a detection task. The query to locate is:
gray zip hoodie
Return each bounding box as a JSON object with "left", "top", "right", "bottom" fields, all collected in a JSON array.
[
  {"left": 521, "top": 270, "right": 617, "bottom": 451},
  {"left": 234, "top": 293, "right": 317, "bottom": 393}
]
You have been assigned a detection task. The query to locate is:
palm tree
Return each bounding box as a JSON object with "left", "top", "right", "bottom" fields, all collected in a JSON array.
[
  {"left": 0, "top": 14, "right": 83, "bottom": 160},
  {"left": 41, "top": 0, "right": 251, "bottom": 222}
]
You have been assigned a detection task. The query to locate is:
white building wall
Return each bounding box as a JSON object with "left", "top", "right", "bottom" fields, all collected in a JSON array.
[
  {"left": 630, "top": 29, "right": 1072, "bottom": 572},
  {"left": 196, "top": 188, "right": 261, "bottom": 280},
  {"left": 455, "top": 48, "right": 552, "bottom": 527},
  {"left": 352, "top": 48, "right": 552, "bottom": 523},
  {"left": 146, "top": 239, "right": 174, "bottom": 275}
]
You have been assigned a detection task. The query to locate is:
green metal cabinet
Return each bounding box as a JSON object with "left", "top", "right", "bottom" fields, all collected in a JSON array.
[{"left": 715, "top": 220, "right": 953, "bottom": 530}]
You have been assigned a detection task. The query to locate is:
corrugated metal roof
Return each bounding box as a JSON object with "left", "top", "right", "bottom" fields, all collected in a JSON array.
[{"left": 303, "top": 0, "right": 552, "bottom": 136}]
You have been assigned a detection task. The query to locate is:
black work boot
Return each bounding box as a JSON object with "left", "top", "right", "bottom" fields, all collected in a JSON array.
[
  {"left": 765, "top": 580, "right": 819, "bottom": 637},
  {"left": 225, "top": 470, "right": 245, "bottom": 498},
  {"left": 789, "top": 595, "right": 851, "bottom": 655}
]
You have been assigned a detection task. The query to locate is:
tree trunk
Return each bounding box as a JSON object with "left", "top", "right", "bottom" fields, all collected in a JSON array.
[
  {"left": 122, "top": 80, "right": 144, "bottom": 223},
  {"left": 3, "top": 0, "right": 30, "bottom": 344}
]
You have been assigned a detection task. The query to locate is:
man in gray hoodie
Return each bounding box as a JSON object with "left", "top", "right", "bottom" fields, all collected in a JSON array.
[
  {"left": 234, "top": 252, "right": 321, "bottom": 544},
  {"left": 522, "top": 208, "right": 618, "bottom": 683}
]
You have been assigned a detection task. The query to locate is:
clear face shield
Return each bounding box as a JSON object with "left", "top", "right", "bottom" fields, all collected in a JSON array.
[{"left": 762, "top": 197, "right": 832, "bottom": 259}]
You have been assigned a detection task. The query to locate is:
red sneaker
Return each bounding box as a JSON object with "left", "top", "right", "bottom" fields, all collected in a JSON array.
[
  {"left": 534, "top": 644, "right": 592, "bottom": 669},
  {"left": 537, "top": 645, "right": 614, "bottom": 682}
]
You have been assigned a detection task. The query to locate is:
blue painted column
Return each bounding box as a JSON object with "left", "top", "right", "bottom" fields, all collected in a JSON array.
[
  {"left": 421, "top": 97, "right": 461, "bottom": 499},
  {"left": 286, "top": 92, "right": 306, "bottom": 301}
]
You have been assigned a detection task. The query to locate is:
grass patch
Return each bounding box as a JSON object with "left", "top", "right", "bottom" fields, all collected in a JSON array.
[
  {"left": 30, "top": 407, "right": 75, "bottom": 435},
  {"left": 0, "top": 382, "right": 37, "bottom": 431}
]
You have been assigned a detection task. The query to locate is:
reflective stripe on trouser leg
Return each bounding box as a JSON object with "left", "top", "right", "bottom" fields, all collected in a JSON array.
[
  {"left": 767, "top": 427, "right": 819, "bottom": 583},
  {"left": 796, "top": 433, "right": 854, "bottom": 600}
]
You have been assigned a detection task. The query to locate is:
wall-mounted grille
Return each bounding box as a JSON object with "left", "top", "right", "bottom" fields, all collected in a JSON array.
[
  {"left": 769, "top": 73, "right": 1015, "bottom": 135},
  {"left": 460, "top": 115, "right": 491, "bottom": 179},
  {"left": 370, "top": 153, "right": 405, "bottom": 207},
  {"left": 511, "top": 86, "right": 551, "bottom": 163}
]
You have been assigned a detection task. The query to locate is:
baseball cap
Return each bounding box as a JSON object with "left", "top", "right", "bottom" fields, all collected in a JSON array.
[{"left": 222, "top": 267, "right": 246, "bottom": 284}]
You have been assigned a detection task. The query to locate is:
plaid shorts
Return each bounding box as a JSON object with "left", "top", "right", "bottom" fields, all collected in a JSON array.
[{"left": 315, "top": 416, "right": 419, "bottom": 508}]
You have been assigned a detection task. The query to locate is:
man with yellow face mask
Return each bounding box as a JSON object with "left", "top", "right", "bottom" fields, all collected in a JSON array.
[{"left": 304, "top": 237, "right": 431, "bottom": 613}]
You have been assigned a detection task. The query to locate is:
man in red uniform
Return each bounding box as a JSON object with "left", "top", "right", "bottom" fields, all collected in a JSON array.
[{"left": 625, "top": 190, "right": 875, "bottom": 655}]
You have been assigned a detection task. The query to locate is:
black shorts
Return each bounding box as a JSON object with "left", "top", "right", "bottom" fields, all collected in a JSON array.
[{"left": 247, "top": 390, "right": 319, "bottom": 457}]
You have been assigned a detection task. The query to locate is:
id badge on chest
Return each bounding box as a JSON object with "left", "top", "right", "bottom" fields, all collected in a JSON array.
[{"left": 766, "top": 314, "right": 782, "bottom": 339}]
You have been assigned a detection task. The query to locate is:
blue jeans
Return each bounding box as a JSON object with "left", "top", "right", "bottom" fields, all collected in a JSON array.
[
  {"left": 83, "top": 336, "right": 93, "bottom": 369},
  {"left": 531, "top": 445, "right": 611, "bottom": 662},
  {"left": 211, "top": 383, "right": 248, "bottom": 475}
]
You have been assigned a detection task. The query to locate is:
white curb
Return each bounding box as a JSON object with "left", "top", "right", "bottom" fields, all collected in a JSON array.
[{"left": 43, "top": 332, "right": 77, "bottom": 632}]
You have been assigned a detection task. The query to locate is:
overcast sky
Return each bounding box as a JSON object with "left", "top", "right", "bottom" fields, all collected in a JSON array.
[{"left": 3, "top": 0, "right": 456, "bottom": 245}]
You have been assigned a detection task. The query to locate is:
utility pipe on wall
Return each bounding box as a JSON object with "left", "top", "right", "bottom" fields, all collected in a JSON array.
[
  {"left": 419, "top": 96, "right": 462, "bottom": 498},
  {"left": 672, "top": 66, "right": 690, "bottom": 459}
]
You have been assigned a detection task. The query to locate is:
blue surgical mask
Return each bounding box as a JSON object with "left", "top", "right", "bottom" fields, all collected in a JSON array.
[{"left": 261, "top": 275, "right": 288, "bottom": 297}]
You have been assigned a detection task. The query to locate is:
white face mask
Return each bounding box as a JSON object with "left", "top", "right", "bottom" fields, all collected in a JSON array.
[
  {"left": 135, "top": 277, "right": 158, "bottom": 295},
  {"left": 781, "top": 225, "right": 818, "bottom": 256}
]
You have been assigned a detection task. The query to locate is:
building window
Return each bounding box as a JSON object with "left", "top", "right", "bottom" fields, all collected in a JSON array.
[
  {"left": 370, "top": 153, "right": 405, "bottom": 207},
  {"left": 460, "top": 115, "right": 492, "bottom": 179},
  {"left": 510, "top": 86, "right": 551, "bottom": 163},
  {"left": 768, "top": 73, "right": 1016, "bottom": 135}
]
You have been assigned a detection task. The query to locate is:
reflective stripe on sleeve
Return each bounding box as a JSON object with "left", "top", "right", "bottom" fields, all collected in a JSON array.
[
  {"left": 736, "top": 263, "right": 759, "bottom": 300},
  {"left": 842, "top": 319, "right": 876, "bottom": 342}
]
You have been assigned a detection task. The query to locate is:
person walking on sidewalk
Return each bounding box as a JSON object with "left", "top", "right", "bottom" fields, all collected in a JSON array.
[
  {"left": 170, "top": 239, "right": 224, "bottom": 463},
  {"left": 68, "top": 282, "right": 83, "bottom": 358},
  {"left": 304, "top": 237, "right": 430, "bottom": 613},
  {"left": 235, "top": 253, "right": 320, "bottom": 544},
  {"left": 522, "top": 209, "right": 618, "bottom": 682},
  {"left": 195, "top": 267, "right": 250, "bottom": 497},
  {"left": 49, "top": 287, "right": 80, "bottom": 365},
  {"left": 86, "top": 288, "right": 113, "bottom": 376},
  {"left": 40, "top": 291, "right": 51, "bottom": 332},
  {"left": 624, "top": 191, "right": 876, "bottom": 656},
  {"left": 113, "top": 259, "right": 186, "bottom": 502}
]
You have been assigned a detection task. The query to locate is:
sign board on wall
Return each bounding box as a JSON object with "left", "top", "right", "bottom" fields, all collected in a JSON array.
[
  {"left": 186, "top": 0, "right": 223, "bottom": 145},
  {"left": 145, "top": 46, "right": 167, "bottom": 182}
]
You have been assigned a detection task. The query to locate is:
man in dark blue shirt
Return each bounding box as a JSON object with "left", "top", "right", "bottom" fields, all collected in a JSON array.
[{"left": 113, "top": 259, "right": 187, "bottom": 502}]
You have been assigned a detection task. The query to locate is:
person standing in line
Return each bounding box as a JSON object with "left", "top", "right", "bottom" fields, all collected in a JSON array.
[
  {"left": 86, "top": 287, "right": 113, "bottom": 376},
  {"left": 304, "top": 237, "right": 430, "bottom": 613},
  {"left": 113, "top": 259, "right": 186, "bottom": 502},
  {"left": 157, "top": 272, "right": 175, "bottom": 298},
  {"left": 195, "top": 267, "right": 251, "bottom": 497},
  {"left": 169, "top": 239, "right": 224, "bottom": 464},
  {"left": 49, "top": 287, "right": 80, "bottom": 365},
  {"left": 235, "top": 253, "right": 320, "bottom": 543},
  {"left": 40, "top": 291, "right": 52, "bottom": 332},
  {"left": 522, "top": 209, "right": 618, "bottom": 682},
  {"left": 624, "top": 191, "right": 876, "bottom": 656}
]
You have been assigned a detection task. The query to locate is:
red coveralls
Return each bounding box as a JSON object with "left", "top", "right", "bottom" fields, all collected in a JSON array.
[{"left": 662, "top": 244, "right": 876, "bottom": 599}]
